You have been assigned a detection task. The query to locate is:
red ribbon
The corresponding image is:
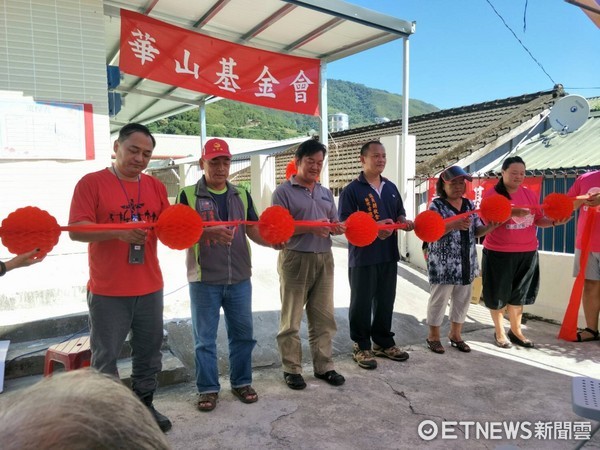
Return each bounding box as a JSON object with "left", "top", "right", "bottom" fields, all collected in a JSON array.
[
  {"left": 377, "top": 222, "right": 411, "bottom": 231},
  {"left": 58, "top": 222, "right": 154, "bottom": 232},
  {"left": 558, "top": 208, "right": 598, "bottom": 341}
]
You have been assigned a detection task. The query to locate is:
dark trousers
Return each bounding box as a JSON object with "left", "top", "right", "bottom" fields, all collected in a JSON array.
[
  {"left": 481, "top": 249, "right": 540, "bottom": 309},
  {"left": 348, "top": 261, "right": 397, "bottom": 350},
  {"left": 87, "top": 290, "right": 164, "bottom": 397}
]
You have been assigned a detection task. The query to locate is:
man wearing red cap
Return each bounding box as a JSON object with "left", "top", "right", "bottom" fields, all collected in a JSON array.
[{"left": 177, "top": 138, "right": 274, "bottom": 412}]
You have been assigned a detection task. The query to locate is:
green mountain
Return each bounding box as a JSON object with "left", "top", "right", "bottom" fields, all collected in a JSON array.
[{"left": 147, "top": 79, "right": 439, "bottom": 139}]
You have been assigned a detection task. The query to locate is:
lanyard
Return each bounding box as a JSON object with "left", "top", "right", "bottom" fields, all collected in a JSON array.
[{"left": 112, "top": 165, "right": 141, "bottom": 221}]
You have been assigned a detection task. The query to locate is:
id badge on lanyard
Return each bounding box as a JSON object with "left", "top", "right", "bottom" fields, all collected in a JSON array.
[{"left": 129, "top": 214, "right": 145, "bottom": 264}]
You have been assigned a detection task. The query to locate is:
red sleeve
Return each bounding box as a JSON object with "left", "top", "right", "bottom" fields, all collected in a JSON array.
[
  {"left": 153, "top": 176, "right": 170, "bottom": 214},
  {"left": 69, "top": 174, "right": 98, "bottom": 224}
]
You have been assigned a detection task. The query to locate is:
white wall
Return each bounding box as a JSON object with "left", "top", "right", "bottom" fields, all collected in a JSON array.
[
  {"left": 250, "top": 154, "right": 275, "bottom": 214},
  {"left": 381, "top": 134, "right": 417, "bottom": 258},
  {"left": 406, "top": 239, "right": 585, "bottom": 326},
  {"left": 0, "top": 0, "right": 111, "bottom": 162},
  {"left": 528, "top": 250, "right": 584, "bottom": 326},
  {"left": 152, "top": 134, "right": 276, "bottom": 159},
  {"left": 0, "top": 0, "right": 114, "bottom": 315},
  {"left": 0, "top": 159, "right": 105, "bottom": 318}
]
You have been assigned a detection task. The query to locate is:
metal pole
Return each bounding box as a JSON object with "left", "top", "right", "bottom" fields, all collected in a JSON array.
[
  {"left": 199, "top": 102, "right": 207, "bottom": 150},
  {"left": 401, "top": 36, "right": 413, "bottom": 256},
  {"left": 402, "top": 36, "right": 410, "bottom": 168},
  {"left": 319, "top": 61, "right": 329, "bottom": 187}
]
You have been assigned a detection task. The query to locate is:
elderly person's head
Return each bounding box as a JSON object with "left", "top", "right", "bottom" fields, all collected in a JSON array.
[
  {"left": 200, "top": 138, "right": 232, "bottom": 190},
  {"left": 0, "top": 369, "right": 171, "bottom": 450}
]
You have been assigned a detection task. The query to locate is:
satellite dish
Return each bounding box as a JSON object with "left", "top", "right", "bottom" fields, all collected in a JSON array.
[{"left": 548, "top": 94, "right": 590, "bottom": 133}]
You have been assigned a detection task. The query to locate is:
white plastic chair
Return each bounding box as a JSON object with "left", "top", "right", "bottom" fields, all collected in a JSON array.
[{"left": 572, "top": 376, "right": 600, "bottom": 449}]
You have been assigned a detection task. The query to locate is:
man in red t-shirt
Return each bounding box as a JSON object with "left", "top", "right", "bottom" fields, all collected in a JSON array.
[{"left": 68, "top": 123, "right": 171, "bottom": 432}]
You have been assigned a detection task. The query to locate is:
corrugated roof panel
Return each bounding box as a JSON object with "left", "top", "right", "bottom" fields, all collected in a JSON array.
[{"left": 491, "top": 116, "right": 600, "bottom": 171}]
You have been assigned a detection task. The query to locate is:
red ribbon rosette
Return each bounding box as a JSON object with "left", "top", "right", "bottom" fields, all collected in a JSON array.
[
  {"left": 344, "top": 211, "right": 378, "bottom": 247},
  {"left": 479, "top": 195, "right": 512, "bottom": 223},
  {"left": 0, "top": 206, "right": 61, "bottom": 257},
  {"left": 542, "top": 193, "right": 573, "bottom": 222},
  {"left": 155, "top": 204, "right": 203, "bottom": 250},
  {"left": 259, "top": 205, "right": 295, "bottom": 245},
  {"left": 413, "top": 210, "right": 445, "bottom": 243}
]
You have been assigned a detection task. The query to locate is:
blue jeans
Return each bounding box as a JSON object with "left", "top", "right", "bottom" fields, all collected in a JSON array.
[{"left": 189, "top": 279, "right": 256, "bottom": 393}]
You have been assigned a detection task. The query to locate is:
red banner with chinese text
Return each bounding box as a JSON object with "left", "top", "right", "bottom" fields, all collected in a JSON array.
[
  {"left": 426, "top": 177, "right": 543, "bottom": 208},
  {"left": 119, "top": 10, "right": 320, "bottom": 116}
]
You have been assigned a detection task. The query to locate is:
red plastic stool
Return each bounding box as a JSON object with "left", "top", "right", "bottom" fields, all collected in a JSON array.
[{"left": 44, "top": 336, "right": 91, "bottom": 376}]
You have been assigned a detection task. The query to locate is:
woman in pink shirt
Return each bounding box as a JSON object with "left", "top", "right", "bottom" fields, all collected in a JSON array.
[{"left": 482, "top": 156, "right": 568, "bottom": 348}]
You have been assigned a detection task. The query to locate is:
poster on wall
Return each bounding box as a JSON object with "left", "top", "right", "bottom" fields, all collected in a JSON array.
[{"left": 0, "top": 94, "right": 94, "bottom": 160}]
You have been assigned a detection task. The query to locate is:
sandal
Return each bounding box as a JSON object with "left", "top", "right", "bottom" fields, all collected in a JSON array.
[
  {"left": 449, "top": 339, "right": 471, "bottom": 353},
  {"left": 283, "top": 372, "right": 306, "bottom": 390},
  {"left": 232, "top": 385, "right": 258, "bottom": 404},
  {"left": 197, "top": 392, "right": 218, "bottom": 412},
  {"left": 576, "top": 327, "right": 600, "bottom": 342},
  {"left": 314, "top": 370, "right": 345, "bottom": 386},
  {"left": 426, "top": 339, "right": 445, "bottom": 354}
]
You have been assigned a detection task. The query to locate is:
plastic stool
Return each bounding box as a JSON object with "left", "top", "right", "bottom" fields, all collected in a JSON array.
[
  {"left": 44, "top": 336, "right": 91, "bottom": 376},
  {"left": 572, "top": 376, "right": 600, "bottom": 420},
  {"left": 572, "top": 376, "right": 600, "bottom": 446}
]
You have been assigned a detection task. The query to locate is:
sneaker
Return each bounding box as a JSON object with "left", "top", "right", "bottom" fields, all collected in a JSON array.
[
  {"left": 373, "top": 344, "right": 409, "bottom": 362},
  {"left": 352, "top": 343, "right": 377, "bottom": 370}
]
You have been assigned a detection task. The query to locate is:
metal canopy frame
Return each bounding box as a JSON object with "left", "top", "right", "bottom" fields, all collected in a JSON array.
[{"left": 103, "top": 0, "right": 415, "bottom": 136}]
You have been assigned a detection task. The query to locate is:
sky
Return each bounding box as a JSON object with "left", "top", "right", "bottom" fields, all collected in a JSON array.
[{"left": 328, "top": 0, "right": 600, "bottom": 110}]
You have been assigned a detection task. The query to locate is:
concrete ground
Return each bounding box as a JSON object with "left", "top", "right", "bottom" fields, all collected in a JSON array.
[
  {"left": 3, "top": 239, "right": 600, "bottom": 449},
  {"left": 157, "top": 320, "right": 600, "bottom": 450},
  {"left": 159, "top": 240, "right": 600, "bottom": 449}
]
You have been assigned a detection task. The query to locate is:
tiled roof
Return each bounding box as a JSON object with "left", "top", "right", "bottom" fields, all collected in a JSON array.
[
  {"left": 230, "top": 85, "right": 566, "bottom": 189},
  {"left": 326, "top": 86, "right": 564, "bottom": 183}
]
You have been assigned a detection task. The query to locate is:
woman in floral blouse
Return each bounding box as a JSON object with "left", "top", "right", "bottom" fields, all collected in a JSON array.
[{"left": 425, "top": 166, "right": 495, "bottom": 354}]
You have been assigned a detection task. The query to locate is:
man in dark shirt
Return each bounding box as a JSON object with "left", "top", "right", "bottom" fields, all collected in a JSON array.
[{"left": 338, "top": 140, "right": 413, "bottom": 370}]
